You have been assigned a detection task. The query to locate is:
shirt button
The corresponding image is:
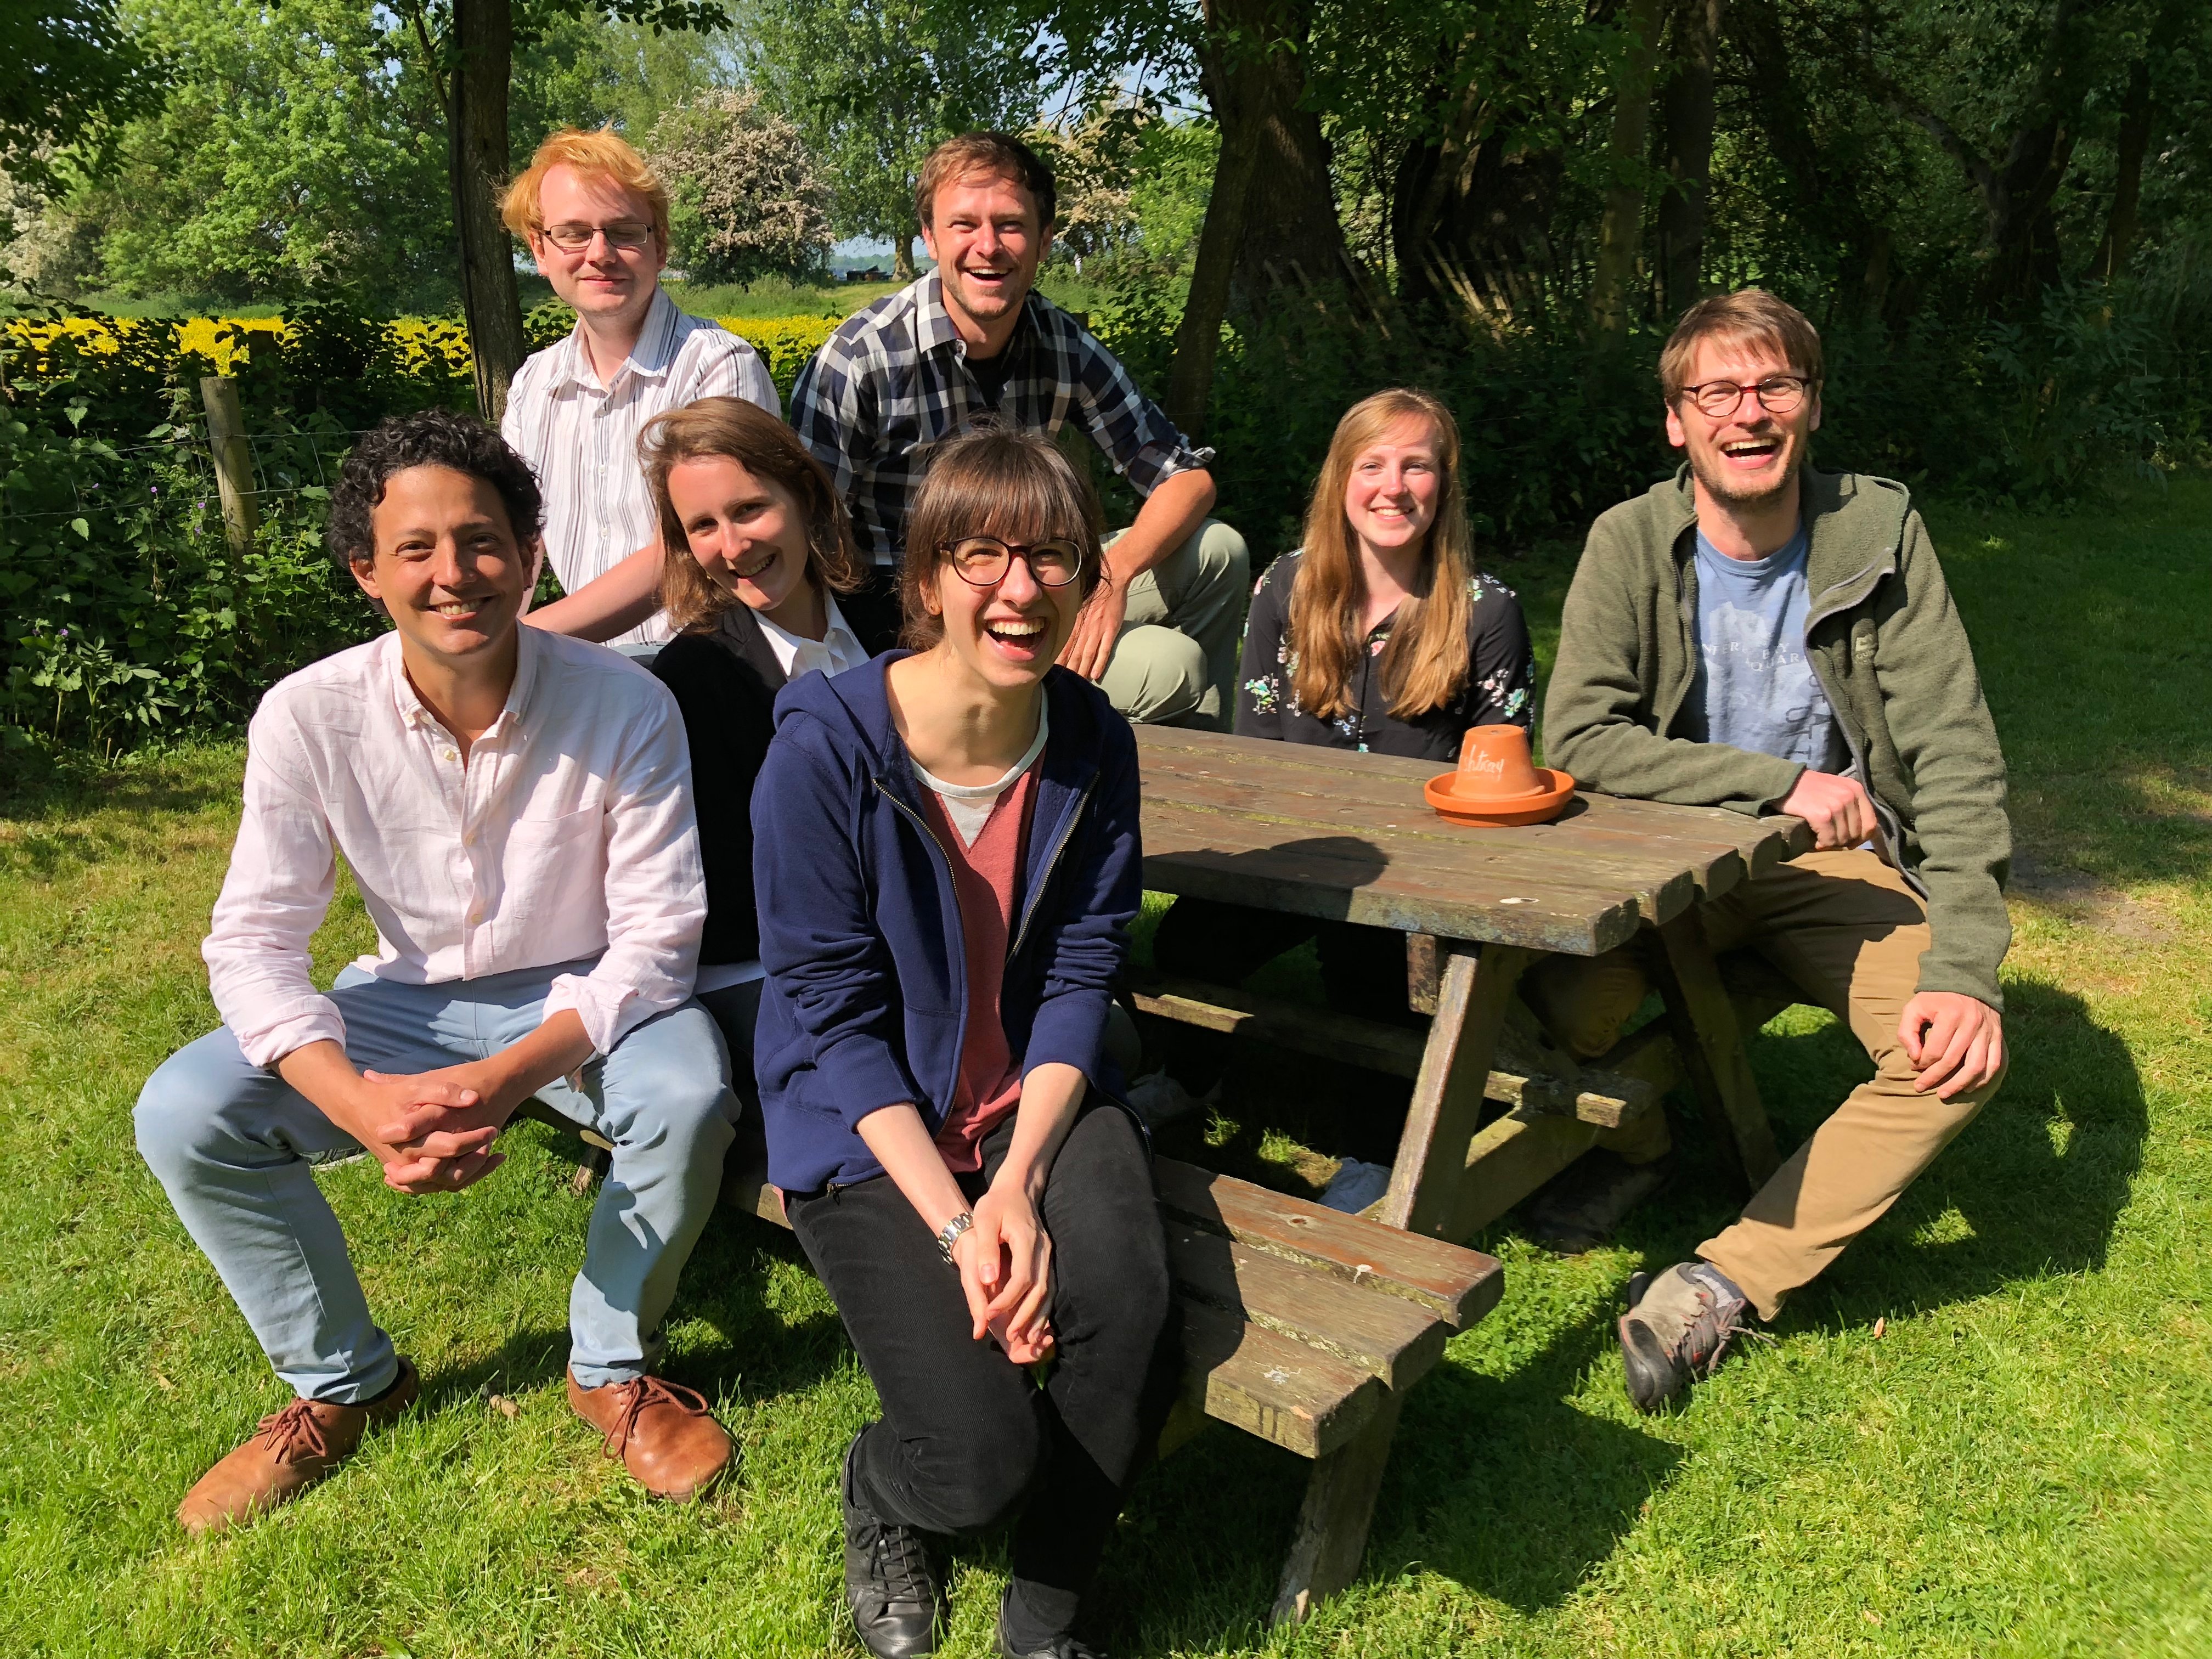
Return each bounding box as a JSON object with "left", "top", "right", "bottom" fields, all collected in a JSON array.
[
  {"left": 468, "top": 908, "right": 483, "bottom": 924},
  {"left": 441, "top": 748, "right": 458, "bottom": 762}
]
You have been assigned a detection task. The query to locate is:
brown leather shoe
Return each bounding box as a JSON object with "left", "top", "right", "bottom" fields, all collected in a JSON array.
[
  {"left": 567, "top": 1368, "right": 733, "bottom": 1500},
  {"left": 177, "top": 1358, "right": 420, "bottom": 1536}
]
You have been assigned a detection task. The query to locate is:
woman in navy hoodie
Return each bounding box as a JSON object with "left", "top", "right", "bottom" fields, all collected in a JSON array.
[{"left": 752, "top": 428, "right": 1173, "bottom": 1659}]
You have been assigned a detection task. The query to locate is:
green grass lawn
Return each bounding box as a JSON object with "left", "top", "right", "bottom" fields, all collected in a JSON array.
[{"left": 3, "top": 481, "right": 2207, "bottom": 1656}]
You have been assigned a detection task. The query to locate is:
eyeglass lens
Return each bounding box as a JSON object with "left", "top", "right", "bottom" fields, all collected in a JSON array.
[
  {"left": 947, "top": 537, "right": 1083, "bottom": 587},
  {"left": 1691, "top": 377, "right": 1807, "bottom": 417},
  {"left": 543, "top": 222, "right": 652, "bottom": 252}
]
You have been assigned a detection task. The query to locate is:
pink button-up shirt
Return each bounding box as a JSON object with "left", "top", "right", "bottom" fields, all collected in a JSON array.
[{"left": 204, "top": 628, "right": 705, "bottom": 1068}]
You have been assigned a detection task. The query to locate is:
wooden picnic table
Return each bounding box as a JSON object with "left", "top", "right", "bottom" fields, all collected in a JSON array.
[{"left": 1132, "top": 726, "right": 1815, "bottom": 1245}]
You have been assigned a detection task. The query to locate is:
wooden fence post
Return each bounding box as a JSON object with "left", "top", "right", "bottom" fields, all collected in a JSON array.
[{"left": 199, "top": 375, "right": 258, "bottom": 552}]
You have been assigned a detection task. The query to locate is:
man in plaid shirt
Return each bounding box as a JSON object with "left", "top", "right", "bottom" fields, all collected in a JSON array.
[{"left": 790, "top": 133, "right": 1249, "bottom": 727}]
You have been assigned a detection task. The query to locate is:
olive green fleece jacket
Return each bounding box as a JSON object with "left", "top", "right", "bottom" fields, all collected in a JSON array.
[{"left": 1544, "top": 465, "right": 2012, "bottom": 1011}]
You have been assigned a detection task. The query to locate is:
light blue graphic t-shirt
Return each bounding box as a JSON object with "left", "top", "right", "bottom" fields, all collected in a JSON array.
[{"left": 1686, "top": 523, "right": 1849, "bottom": 772}]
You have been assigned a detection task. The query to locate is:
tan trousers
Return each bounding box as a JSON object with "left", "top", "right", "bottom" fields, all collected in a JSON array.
[
  {"left": 1099, "top": 518, "right": 1250, "bottom": 730},
  {"left": 1530, "top": 848, "right": 2005, "bottom": 1318}
]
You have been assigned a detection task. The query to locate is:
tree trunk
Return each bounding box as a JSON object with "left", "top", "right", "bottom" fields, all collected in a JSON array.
[
  {"left": 1224, "top": 0, "right": 1351, "bottom": 303},
  {"left": 2092, "top": 1, "right": 2185, "bottom": 281},
  {"left": 1166, "top": 98, "right": 1263, "bottom": 437},
  {"left": 1882, "top": 0, "right": 2095, "bottom": 315},
  {"left": 894, "top": 218, "right": 917, "bottom": 281},
  {"left": 1166, "top": 0, "right": 1348, "bottom": 438},
  {"left": 1655, "top": 0, "right": 1720, "bottom": 321},
  {"left": 448, "top": 0, "right": 526, "bottom": 421},
  {"left": 1588, "top": 0, "right": 1668, "bottom": 345}
]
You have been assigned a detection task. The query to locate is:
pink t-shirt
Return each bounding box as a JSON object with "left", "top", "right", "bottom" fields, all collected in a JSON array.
[{"left": 918, "top": 765, "right": 1040, "bottom": 1172}]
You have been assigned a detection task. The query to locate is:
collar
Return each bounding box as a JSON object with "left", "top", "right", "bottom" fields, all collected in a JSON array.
[
  {"left": 552, "top": 287, "right": 681, "bottom": 391},
  {"left": 754, "top": 592, "right": 861, "bottom": 659},
  {"left": 381, "top": 623, "right": 540, "bottom": 743},
  {"left": 913, "top": 270, "right": 1044, "bottom": 363}
]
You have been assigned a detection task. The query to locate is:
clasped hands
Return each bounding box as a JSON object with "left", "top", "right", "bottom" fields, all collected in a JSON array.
[
  {"left": 343, "top": 1060, "right": 526, "bottom": 1196},
  {"left": 1779, "top": 769, "right": 2005, "bottom": 1101},
  {"left": 949, "top": 1182, "right": 1056, "bottom": 1366}
]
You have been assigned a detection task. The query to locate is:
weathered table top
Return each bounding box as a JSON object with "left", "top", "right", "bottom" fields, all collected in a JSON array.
[{"left": 1136, "top": 727, "right": 1811, "bottom": 957}]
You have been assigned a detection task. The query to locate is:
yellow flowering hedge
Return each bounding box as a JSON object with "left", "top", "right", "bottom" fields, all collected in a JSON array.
[{"left": 6, "top": 311, "right": 839, "bottom": 393}]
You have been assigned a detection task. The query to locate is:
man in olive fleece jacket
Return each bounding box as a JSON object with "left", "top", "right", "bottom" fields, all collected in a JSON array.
[{"left": 1539, "top": 290, "right": 2011, "bottom": 1413}]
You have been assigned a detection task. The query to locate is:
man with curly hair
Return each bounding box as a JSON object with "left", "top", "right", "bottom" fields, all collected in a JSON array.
[{"left": 134, "top": 410, "right": 739, "bottom": 1533}]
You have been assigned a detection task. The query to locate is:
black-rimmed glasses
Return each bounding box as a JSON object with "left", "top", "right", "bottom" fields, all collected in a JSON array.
[
  {"left": 1679, "top": 374, "right": 1814, "bottom": 419},
  {"left": 540, "top": 220, "right": 654, "bottom": 253},
  {"left": 939, "top": 536, "right": 1086, "bottom": 588}
]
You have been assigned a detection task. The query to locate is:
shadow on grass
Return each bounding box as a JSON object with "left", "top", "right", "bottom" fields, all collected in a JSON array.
[
  {"left": 0, "top": 749, "right": 243, "bottom": 882},
  {"left": 1602, "top": 971, "right": 2148, "bottom": 1330},
  {"left": 1789, "top": 972, "right": 2149, "bottom": 1323},
  {"left": 437, "top": 1122, "right": 850, "bottom": 1412},
  {"left": 1095, "top": 1299, "right": 1677, "bottom": 1647}
]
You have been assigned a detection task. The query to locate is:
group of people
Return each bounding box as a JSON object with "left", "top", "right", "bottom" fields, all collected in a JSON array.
[{"left": 131, "top": 122, "right": 2012, "bottom": 1659}]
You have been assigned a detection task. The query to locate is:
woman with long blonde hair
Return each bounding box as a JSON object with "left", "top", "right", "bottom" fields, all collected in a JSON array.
[{"left": 1150, "top": 391, "right": 1534, "bottom": 1171}]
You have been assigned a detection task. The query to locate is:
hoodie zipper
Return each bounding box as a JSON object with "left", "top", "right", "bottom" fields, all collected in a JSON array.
[
  {"left": 873, "top": 776, "right": 970, "bottom": 1126},
  {"left": 1008, "top": 775, "right": 1096, "bottom": 966}
]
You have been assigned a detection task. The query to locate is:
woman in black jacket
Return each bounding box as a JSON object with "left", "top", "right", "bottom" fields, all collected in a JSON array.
[
  {"left": 642, "top": 396, "right": 901, "bottom": 1070},
  {"left": 1154, "top": 390, "right": 1536, "bottom": 1125}
]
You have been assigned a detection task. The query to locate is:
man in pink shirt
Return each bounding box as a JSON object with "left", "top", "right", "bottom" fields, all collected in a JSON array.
[{"left": 134, "top": 410, "right": 737, "bottom": 1534}]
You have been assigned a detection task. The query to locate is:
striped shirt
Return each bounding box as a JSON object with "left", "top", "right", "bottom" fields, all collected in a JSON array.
[
  {"left": 788, "top": 273, "right": 1210, "bottom": 565},
  {"left": 502, "top": 288, "right": 778, "bottom": 645}
]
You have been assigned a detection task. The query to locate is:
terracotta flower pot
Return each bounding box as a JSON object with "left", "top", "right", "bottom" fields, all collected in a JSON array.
[
  {"left": 1452, "top": 724, "right": 1545, "bottom": 800},
  {"left": 1424, "top": 724, "right": 1577, "bottom": 826}
]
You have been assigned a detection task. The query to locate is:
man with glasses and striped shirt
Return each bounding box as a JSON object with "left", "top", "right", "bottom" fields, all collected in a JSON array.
[{"left": 500, "top": 128, "right": 778, "bottom": 657}]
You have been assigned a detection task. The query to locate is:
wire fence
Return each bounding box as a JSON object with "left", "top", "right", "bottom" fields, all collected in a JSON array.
[{"left": 2, "top": 422, "right": 371, "bottom": 529}]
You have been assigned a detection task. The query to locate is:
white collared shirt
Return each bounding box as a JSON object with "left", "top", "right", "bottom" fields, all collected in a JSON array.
[
  {"left": 203, "top": 629, "right": 706, "bottom": 1066},
  {"left": 752, "top": 593, "right": 871, "bottom": 683},
  {"left": 503, "top": 289, "right": 779, "bottom": 646}
]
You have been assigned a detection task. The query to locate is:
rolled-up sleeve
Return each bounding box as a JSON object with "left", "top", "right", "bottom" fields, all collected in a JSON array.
[
  {"left": 541, "top": 689, "right": 705, "bottom": 1054},
  {"left": 205, "top": 713, "right": 345, "bottom": 1068},
  {"left": 1069, "top": 326, "right": 1211, "bottom": 498}
]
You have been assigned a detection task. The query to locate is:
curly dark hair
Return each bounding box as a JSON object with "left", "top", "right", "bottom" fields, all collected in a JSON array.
[{"left": 326, "top": 409, "right": 544, "bottom": 602}]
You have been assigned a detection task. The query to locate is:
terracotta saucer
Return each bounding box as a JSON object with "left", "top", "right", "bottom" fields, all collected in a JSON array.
[{"left": 1424, "top": 768, "right": 1577, "bottom": 827}]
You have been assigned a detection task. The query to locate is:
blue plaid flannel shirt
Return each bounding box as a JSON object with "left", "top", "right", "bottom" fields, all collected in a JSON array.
[{"left": 788, "top": 273, "right": 1213, "bottom": 564}]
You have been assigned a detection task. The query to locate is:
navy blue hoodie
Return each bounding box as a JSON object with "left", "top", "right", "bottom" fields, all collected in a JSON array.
[{"left": 751, "top": 652, "right": 1143, "bottom": 1193}]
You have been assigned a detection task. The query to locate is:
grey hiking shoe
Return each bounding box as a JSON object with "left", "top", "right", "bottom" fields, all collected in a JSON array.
[{"left": 1618, "top": 1261, "right": 1761, "bottom": 1413}]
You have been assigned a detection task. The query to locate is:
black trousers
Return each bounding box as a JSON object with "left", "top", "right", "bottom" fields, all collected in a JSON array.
[{"left": 788, "top": 1104, "right": 1177, "bottom": 1626}]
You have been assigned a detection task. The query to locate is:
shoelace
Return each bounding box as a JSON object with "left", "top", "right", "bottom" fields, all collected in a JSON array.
[
  {"left": 870, "top": 1519, "right": 935, "bottom": 1607},
  {"left": 253, "top": 1398, "right": 333, "bottom": 1466},
  {"left": 1673, "top": 1282, "right": 1774, "bottom": 1378},
  {"left": 592, "top": 1375, "right": 713, "bottom": 1459}
]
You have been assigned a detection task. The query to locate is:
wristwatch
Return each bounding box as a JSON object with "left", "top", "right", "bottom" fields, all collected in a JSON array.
[{"left": 935, "top": 1211, "right": 974, "bottom": 1264}]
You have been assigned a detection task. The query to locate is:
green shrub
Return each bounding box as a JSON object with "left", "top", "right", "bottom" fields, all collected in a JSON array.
[{"left": 2, "top": 302, "right": 377, "bottom": 760}]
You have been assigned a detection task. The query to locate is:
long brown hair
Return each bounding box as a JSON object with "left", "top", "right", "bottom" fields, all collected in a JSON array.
[
  {"left": 899, "top": 426, "right": 1107, "bottom": 650},
  {"left": 1288, "top": 388, "right": 1477, "bottom": 721},
  {"left": 639, "top": 396, "right": 865, "bottom": 634}
]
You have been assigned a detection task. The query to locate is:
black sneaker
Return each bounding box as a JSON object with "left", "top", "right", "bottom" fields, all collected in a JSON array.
[
  {"left": 994, "top": 1587, "right": 1106, "bottom": 1659},
  {"left": 1617, "top": 1261, "right": 1764, "bottom": 1413},
  {"left": 842, "top": 1431, "right": 940, "bottom": 1658}
]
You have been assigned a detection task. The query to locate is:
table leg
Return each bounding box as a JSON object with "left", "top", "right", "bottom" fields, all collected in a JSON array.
[
  {"left": 1651, "top": 910, "right": 1781, "bottom": 1190},
  {"left": 1378, "top": 943, "right": 1532, "bottom": 1239}
]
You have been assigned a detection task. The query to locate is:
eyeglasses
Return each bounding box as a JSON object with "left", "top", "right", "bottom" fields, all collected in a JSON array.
[
  {"left": 1679, "top": 374, "right": 1814, "bottom": 419},
  {"left": 939, "top": 535, "right": 1085, "bottom": 588},
  {"left": 539, "top": 220, "right": 654, "bottom": 253}
]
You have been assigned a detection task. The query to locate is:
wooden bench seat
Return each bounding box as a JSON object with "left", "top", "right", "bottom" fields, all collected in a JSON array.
[{"left": 722, "top": 1145, "right": 1502, "bottom": 1626}]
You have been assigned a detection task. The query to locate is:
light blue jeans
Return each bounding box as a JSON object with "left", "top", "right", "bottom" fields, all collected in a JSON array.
[{"left": 134, "top": 959, "right": 737, "bottom": 1403}]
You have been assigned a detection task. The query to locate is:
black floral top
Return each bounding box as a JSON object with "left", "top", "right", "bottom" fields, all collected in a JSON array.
[{"left": 1234, "top": 549, "right": 1536, "bottom": 760}]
